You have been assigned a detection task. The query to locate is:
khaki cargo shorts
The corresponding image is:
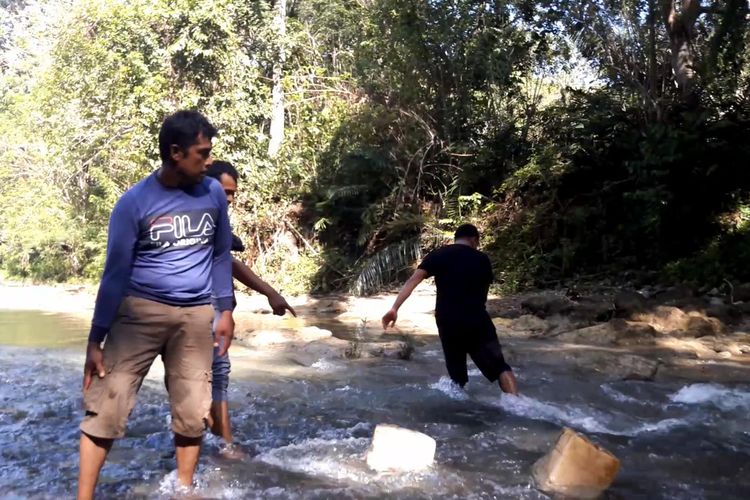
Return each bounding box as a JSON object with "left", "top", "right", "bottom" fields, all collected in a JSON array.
[{"left": 80, "top": 296, "right": 214, "bottom": 439}]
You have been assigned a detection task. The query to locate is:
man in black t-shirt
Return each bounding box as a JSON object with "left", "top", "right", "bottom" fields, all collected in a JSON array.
[{"left": 382, "top": 224, "right": 518, "bottom": 394}]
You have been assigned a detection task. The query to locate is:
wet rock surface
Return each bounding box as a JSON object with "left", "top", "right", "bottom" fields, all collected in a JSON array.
[
  {"left": 492, "top": 285, "right": 750, "bottom": 383},
  {"left": 227, "top": 281, "right": 750, "bottom": 383},
  {"left": 3, "top": 279, "right": 750, "bottom": 384}
]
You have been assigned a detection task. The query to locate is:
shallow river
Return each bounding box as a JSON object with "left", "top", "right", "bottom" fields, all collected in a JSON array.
[{"left": 1, "top": 310, "right": 749, "bottom": 499}]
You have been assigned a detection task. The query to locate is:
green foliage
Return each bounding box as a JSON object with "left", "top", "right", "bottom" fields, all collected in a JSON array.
[
  {"left": 0, "top": 0, "right": 271, "bottom": 282},
  {"left": 664, "top": 203, "right": 750, "bottom": 286},
  {"left": 483, "top": 87, "right": 750, "bottom": 288},
  {"left": 0, "top": 178, "right": 87, "bottom": 281},
  {"left": 252, "top": 249, "right": 323, "bottom": 297},
  {"left": 1, "top": 0, "right": 750, "bottom": 292},
  {"left": 352, "top": 238, "right": 421, "bottom": 296}
]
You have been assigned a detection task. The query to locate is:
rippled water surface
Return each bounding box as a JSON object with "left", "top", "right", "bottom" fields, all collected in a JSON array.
[{"left": 1, "top": 310, "right": 749, "bottom": 499}]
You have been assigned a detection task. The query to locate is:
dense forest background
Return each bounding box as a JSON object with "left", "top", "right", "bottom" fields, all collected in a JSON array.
[{"left": 1, "top": 0, "right": 749, "bottom": 295}]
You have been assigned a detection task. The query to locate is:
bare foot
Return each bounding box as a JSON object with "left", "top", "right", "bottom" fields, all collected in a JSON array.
[
  {"left": 219, "top": 443, "right": 246, "bottom": 460},
  {"left": 499, "top": 371, "right": 519, "bottom": 395}
]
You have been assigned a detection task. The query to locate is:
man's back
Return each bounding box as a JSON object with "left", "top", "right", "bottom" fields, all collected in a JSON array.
[{"left": 418, "top": 244, "right": 493, "bottom": 320}]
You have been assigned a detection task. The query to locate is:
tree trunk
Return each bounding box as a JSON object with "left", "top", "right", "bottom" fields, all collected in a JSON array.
[
  {"left": 647, "top": 0, "right": 660, "bottom": 120},
  {"left": 661, "top": 0, "right": 702, "bottom": 104},
  {"left": 268, "top": 0, "right": 287, "bottom": 158}
]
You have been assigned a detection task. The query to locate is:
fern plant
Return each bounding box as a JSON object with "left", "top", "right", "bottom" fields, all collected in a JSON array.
[{"left": 351, "top": 237, "right": 421, "bottom": 295}]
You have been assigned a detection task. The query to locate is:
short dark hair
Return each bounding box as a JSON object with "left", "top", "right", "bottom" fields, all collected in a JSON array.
[
  {"left": 158, "top": 110, "right": 217, "bottom": 163},
  {"left": 207, "top": 160, "right": 239, "bottom": 182},
  {"left": 454, "top": 223, "right": 480, "bottom": 240}
]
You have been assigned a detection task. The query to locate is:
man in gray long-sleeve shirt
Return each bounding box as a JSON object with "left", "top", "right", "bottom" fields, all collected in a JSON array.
[{"left": 78, "top": 110, "right": 234, "bottom": 499}]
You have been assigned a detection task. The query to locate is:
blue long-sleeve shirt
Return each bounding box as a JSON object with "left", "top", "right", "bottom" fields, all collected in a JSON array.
[{"left": 88, "top": 172, "right": 234, "bottom": 342}]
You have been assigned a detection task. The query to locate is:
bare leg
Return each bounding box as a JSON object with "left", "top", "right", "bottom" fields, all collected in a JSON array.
[
  {"left": 209, "top": 401, "right": 233, "bottom": 442},
  {"left": 499, "top": 370, "right": 519, "bottom": 395},
  {"left": 211, "top": 401, "right": 246, "bottom": 459},
  {"left": 77, "top": 432, "right": 113, "bottom": 500},
  {"left": 206, "top": 407, "right": 214, "bottom": 431},
  {"left": 174, "top": 434, "right": 202, "bottom": 487}
]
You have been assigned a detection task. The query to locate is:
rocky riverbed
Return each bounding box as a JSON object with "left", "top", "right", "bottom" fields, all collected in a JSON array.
[
  {"left": 6, "top": 278, "right": 748, "bottom": 384},
  {"left": 2, "top": 279, "right": 750, "bottom": 498}
]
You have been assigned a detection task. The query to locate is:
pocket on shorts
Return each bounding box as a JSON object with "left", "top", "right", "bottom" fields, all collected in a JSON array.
[
  {"left": 82, "top": 377, "right": 106, "bottom": 414},
  {"left": 81, "top": 353, "right": 118, "bottom": 414}
]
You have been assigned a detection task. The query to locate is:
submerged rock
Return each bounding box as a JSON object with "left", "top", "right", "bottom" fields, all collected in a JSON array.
[
  {"left": 556, "top": 348, "right": 660, "bottom": 381},
  {"left": 286, "top": 337, "right": 352, "bottom": 366},
  {"left": 506, "top": 343, "right": 661, "bottom": 381},
  {"left": 362, "top": 341, "right": 413, "bottom": 360},
  {"left": 239, "top": 332, "right": 415, "bottom": 366},
  {"left": 236, "top": 326, "right": 333, "bottom": 346},
  {"left": 585, "top": 351, "right": 660, "bottom": 381}
]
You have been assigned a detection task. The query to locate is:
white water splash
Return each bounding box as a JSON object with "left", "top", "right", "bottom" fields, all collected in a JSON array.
[
  {"left": 632, "top": 418, "right": 686, "bottom": 434},
  {"left": 493, "top": 394, "right": 686, "bottom": 437},
  {"left": 670, "top": 384, "right": 750, "bottom": 411},
  {"left": 256, "top": 437, "right": 371, "bottom": 483},
  {"left": 255, "top": 436, "right": 469, "bottom": 494},
  {"left": 156, "top": 468, "right": 256, "bottom": 499},
  {"left": 600, "top": 384, "right": 644, "bottom": 405},
  {"left": 157, "top": 470, "right": 203, "bottom": 497},
  {"left": 429, "top": 376, "right": 470, "bottom": 400},
  {"left": 311, "top": 359, "right": 338, "bottom": 371},
  {"left": 335, "top": 384, "right": 360, "bottom": 393},
  {"left": 421, "top": 349, "right": 443, "bottom": 358}
]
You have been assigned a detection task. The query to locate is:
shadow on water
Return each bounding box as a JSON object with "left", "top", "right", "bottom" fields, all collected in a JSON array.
[{"left": 1, "top": 310, "right": 750, "bottom": 498}]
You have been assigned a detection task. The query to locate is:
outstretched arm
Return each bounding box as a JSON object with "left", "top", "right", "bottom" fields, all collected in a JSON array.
[
  {"left": 232, "top": 257, "right": 296, "bottom": 316},
  {"left": 382, "top": 269, "right": 429, "bottom": 329}
]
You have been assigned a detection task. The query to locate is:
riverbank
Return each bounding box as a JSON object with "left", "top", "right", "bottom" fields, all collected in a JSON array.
[{"left": 2, "top": 279, "right": 750, "bottom": 384}]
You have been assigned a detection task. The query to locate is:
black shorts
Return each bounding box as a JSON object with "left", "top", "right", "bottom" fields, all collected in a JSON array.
[{"left": 436, "top": 314, "right": 512, "bottom": 387}]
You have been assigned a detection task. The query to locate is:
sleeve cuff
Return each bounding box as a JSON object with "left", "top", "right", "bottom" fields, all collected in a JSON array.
[
  {"left": 88, "top": 325, "right": 108, "bottom": 343},
  {"left": 215, "top": 297, "right": 234, "bottom": 312}
]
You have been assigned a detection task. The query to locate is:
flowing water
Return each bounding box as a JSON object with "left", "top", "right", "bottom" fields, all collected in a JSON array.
[{"left": 1, "top": 310, "right": 749, "bottom": 499}]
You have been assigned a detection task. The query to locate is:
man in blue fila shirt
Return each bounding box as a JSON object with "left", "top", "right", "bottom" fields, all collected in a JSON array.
[{"left": 77, "top": 110, "right": 234, "bottom": 499}]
